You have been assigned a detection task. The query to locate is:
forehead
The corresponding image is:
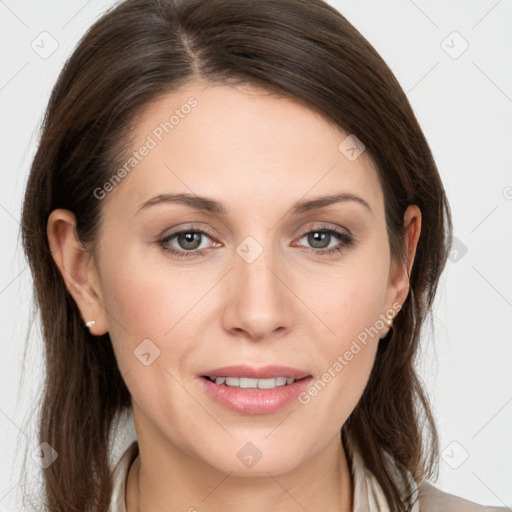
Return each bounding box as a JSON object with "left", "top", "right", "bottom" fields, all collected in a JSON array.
[{"left": 104, "top": 82, "right": 384, "bottom": 217}]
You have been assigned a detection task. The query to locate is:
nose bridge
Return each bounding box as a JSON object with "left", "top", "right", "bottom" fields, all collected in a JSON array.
[
  {"left": 224, "top": 233, "right": 292, "bottom": 338},
  {"left": 235, "top": 233, "right": 282, "bottom": 301}
]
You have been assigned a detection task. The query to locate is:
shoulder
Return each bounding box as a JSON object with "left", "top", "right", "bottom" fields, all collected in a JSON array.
[{"left": 418, "top": 481, "right": 509, "bottom": 512}]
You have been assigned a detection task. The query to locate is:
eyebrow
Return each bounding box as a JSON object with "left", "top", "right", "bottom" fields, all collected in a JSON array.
[{"left": 137, "top": 192, "right": 373, "bottom": 216}]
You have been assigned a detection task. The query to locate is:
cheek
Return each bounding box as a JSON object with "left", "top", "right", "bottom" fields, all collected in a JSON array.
[
  {"left": 100, "top": 249, "right": 210, "bottom": 337},
  {"left": 298, "top": 308, "right": 380, "bottom": 438},
  {"left": 97, "top": 252, "right": 199, "bottom": 373},
  {"left": 98, "top": 259, "right": 202, "bottom": 426},
  {"left": 309, "top": 250, "right": 390, "bottom": 344},
  {"left": 297, "top": 253, "right": 389, "bottom": 421}
]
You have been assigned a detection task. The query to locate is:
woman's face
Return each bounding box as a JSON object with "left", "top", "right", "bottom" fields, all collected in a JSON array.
[{"left": 85, "top": 82, "right": 415, "bottom": 475}]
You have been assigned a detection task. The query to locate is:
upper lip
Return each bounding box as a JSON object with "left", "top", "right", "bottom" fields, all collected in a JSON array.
[{"left": 200, "top": 365, "right": 311, "bottom": 380}]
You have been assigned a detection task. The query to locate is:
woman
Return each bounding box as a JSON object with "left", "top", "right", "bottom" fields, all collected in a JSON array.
[{"left": 20, "top": 0, "right": 508, "bottom": 510}]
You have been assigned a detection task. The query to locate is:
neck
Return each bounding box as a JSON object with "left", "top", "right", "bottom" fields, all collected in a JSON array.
[{"left": 126, "top": 434, "right": 353, "bottom": 512}]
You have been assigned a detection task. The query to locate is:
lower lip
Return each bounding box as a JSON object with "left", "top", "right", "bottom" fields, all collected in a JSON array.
[{"left": 198, "top": 376, "right": 313, "bottom": 415}]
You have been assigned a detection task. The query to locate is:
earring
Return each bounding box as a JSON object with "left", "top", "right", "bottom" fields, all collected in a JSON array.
[
  {"left": 84, "top": 320, "right": 96, "bottom": 328},
  {"left": 379, "top": 315, "right": 393, "bottom": 340}
]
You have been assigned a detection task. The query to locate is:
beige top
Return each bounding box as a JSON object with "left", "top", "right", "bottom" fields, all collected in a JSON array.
[{"left": 108, "top": 441, "right": 507, "bottom": 511}]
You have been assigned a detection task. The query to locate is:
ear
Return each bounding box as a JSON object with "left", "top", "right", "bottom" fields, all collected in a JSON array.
[
  {"left": 46, "top": 209, "right": 108, "bottom": 336},
  {"left": 382, "top": 204, "right": 422, "bottom": 331}
]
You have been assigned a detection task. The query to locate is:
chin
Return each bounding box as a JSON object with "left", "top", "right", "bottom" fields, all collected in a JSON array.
[{"left": 196, "top": 443, "right": 302, "bottom": 477}]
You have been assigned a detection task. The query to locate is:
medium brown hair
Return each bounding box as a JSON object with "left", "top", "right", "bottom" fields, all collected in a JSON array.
[{"left": 21, "top": 0, "right": 452, "bottom": 510}]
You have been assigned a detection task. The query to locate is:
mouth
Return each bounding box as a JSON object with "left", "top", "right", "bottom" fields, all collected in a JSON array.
[
  {"left": 203, "top": 376, "right": 307, "bottom": 389},
  {"left": 199, "top": 364, "right": 311, "bottom": 387},
  {"left": 198, "top": 365, "right": 313, "bottom": 415},
  {"left": 201, "top": 375, "right": 308, "bottom": 389}
]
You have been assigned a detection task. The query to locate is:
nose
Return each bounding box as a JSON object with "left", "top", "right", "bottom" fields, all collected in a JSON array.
[{"left": 221, "top": 238, "right": 295, "bottom": 342}]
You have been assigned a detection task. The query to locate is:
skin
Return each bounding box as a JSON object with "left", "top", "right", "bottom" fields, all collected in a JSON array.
[{"left": 47, "top": 82, "right": 421, "bottom": 512}]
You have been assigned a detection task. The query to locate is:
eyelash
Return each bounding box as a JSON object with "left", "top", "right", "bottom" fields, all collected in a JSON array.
[{"left": 157, "top": 224, "right": 355, "bottom": 259}]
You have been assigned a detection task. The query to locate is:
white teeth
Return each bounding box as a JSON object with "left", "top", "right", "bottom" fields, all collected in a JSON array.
[
  {"left": 257, "top": 378, "right": 277, "bottom": 389},
  {"left": 212, "top": 376, "right": 296, "bottom": 389},
  {"left": 239, "top": 377, "right": 259, "bottom": 388}
]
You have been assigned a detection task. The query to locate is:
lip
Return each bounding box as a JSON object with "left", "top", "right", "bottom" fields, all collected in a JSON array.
[{"left": 197, "top": 365, "right": 313, "bottom": 415}]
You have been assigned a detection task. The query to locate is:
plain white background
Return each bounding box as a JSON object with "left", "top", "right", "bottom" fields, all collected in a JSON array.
[{"left": 1, "top": 0, "right": 511, "bottom": 510}]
